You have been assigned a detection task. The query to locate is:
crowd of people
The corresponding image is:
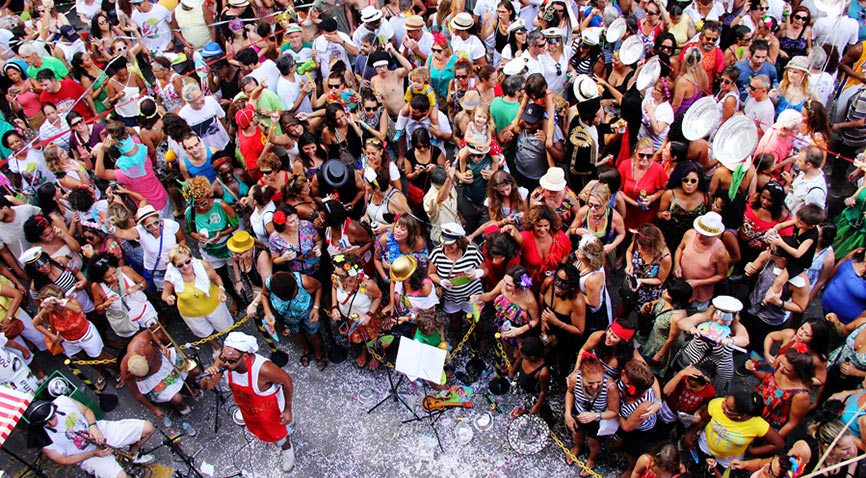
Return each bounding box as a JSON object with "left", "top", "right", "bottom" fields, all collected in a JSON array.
[{"left": 3, "top": 0, "right": 866, "bottom": 475}]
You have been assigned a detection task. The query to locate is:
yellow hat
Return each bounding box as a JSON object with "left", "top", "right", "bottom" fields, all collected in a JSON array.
[
  {"left": 227, "top": 230, "right": 255, "bottom": 253},
  {"left": 389, "top": 255, "right": 418, "bottom": 282}
]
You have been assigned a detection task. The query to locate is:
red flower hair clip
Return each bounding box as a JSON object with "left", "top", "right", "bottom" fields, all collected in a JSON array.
[
  {"left": 273, "top": 210, "right": 287, "bottom": 225},
  {"left": 793, "top": 342, "right": 808, "bottom": 354}
]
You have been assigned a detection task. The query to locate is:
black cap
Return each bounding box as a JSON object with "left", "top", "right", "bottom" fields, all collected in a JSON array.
[
  {"left": 26, "top": 400, "right": 57, "bottom": 426},
  {"left": 319, "top": 17, "right": 338, "bottom": 32},
  {"left": 521, "top": 103, "right": 544, "bottom": 123}
]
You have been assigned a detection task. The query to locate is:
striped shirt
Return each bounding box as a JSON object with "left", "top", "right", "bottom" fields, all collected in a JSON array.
[
  {"left": 428, "top": 244, "right": 484, "bottom": 304},
  {"left": 572, "top": 371, "right": 610, "bottom": 415},
  {"left": 618, "top": 382, "right": 657, "bottom": 431}
]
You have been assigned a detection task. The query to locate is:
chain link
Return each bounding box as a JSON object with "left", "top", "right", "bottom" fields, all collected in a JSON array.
[
  {"left": 444, "top": 314, "right": 476, "bottom": 365},
  {"left": 548, "top": 428, "right": 602, "bottom": 478},
  {"left": 69, "top": 316, "right": 251, "bottom": 366},
  {"left": 494, "top": 334, "right": 513, "bottom": 370}
]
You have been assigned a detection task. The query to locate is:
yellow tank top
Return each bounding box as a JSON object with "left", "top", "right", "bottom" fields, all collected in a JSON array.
[
  {"left": 177, "top": 280, "right": 220, "bottom": 317},
  {"left": 845, "top": 40, "right": 866, "bottom": 90},
  {"left": 174, "top": 5, "right": 212, "bottom": 50},
  {"left": 669, "top": 17, "right": 690, "bottom": 48},
  {"left": 0, "top": 276, "right": 14, "bottom": 321}
]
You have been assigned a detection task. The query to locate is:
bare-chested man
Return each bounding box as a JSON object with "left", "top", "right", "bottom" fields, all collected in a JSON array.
[
  {"left": 370, "top": 43, "right": 414, "bottom": 117},
  {"left": 120, "top": 328, "right": 202, "bottom": 420}
]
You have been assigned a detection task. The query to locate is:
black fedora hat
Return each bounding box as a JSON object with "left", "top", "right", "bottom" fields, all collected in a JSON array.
[{"left": 322, "top": 160, "right": 350, "bottom": 188}]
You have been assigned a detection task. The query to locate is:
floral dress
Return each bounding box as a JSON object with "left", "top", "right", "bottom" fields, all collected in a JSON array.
[
  {"left": 755, "top": 372, "right": 809, "bottom": 430},
  {"left": 374, "top": 231, "right": 429, "bottom": 270},
  {"left": 493, "top": 294, "right": 529, "bottom": 346},
  {"left": 268, "top": 220, "right": 320, "bottom": 275},
  {"left": 631, "top": 250, "right": 670, "bottom": 310}
]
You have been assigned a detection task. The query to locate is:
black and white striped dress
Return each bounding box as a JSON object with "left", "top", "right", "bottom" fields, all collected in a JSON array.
[
  {"left": 573, "top": 371, "right": 610, "bottom": 415},
  {"left": 428, "top": 244, "right": 484, "bottom": 306},
  {"left": 618, "top": 382, "right": 657, "bottom": 432},
  {"left": 678, "top": 337, "right": 734, "bottom": 395}
]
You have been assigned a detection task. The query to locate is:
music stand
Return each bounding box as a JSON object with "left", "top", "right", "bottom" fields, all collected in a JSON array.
[{"left": 391, "top": 337, "right": 449, "bottom": 452}]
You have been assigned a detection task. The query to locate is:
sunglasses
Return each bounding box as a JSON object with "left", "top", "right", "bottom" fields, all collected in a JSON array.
[
  {"left": 70, "top": 120, "right": 84, "bottom": 127},
  {"left": 219, "top": 353, "right": 244, "bottom": 364},
  {"left": 748, "top": 84, "right": 764, "bottom": 91},
  {"left": 366, "top": 138, "right": 382, "bottom": 145},
  {"left": 720, "top": 78, "right": 734, "bottom": 84},
  {"left": 143, "top": 220, "right": 160, "bottom": 230},
  {"left": 470, "top": 153, "right": 485, "bottom": 158},
  {"left": 534, "top": 42, "right": 546, "bottom": 48},
  {"left": 546, "top": 37, "right": 560, "bottom": 44},
  {"left": 175, "top": 259, "right": 192, "bottom": 268},
  {"left": 432, "top": 48, "right": 444, "bottom": 53},
  {"left": 328, "top": 83, "right": 342, "bottom": 88},
  {"left": 682, "top": 177, "right": 698, "bottom": 184},
  {"left": 259, "top": 169, "right": 274, "bottom": 175},
  {"left": 752, "top": 5, "right": 768, "bottom": 10},
  {"left": 793, "top": 15, "right": 808, "bottom": 20},
  {"left": 364, "top": 106, "right": 378, "bottom": 111},
  {"left": 637, "top": 153, "right": 653, "bottom": 159},
  {"left": 658, "top": 45, "right": 674, "bottom": 52},
  {"left": 415, "top": 144, "right": 431, "bottom": 150},
  {"left": 588, "top": 202, "right": 603, "bottom": 209},
  {"left": 455, "top": 74, "right": 469, "bottom": 79}
]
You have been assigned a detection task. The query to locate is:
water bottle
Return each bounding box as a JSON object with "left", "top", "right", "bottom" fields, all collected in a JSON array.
[
  {"left": 501, "top": 320, "right": 512, "bottom": 334},
  {"left": 162, "top": 415, "right": 172, "bottom": 428},
  {"left": 286, "top": 422, "right": 295, "bottom": 436},
  {"left": 182, "top": 421, "right": 197, "bottom": 437}
]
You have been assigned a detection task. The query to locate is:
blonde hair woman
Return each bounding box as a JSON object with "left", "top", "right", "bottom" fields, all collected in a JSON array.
[
  {"left": 161, "top": 244, "right": 233, "bottom": 356},
  {"left": 569, "top": 184, "right": 626, "bottom": 257},
  {"left": 44, "top": 144, "right": 93, "bottom": 193},
  {"left": 772, "top": 56, "right": 813, "bottom": 117},
  {"left": 672, "top": 47, "right": 709, "bottom": 116}
]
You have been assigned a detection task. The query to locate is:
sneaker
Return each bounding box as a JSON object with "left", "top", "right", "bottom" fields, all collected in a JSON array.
[
  {"left": 133, "top": 453, "right": 155, "bottom": 465},
  {"left": 177, "top": 404, "right": 192, "bottom": 416},
  {"left": 280, "top": 446, "right": 295, "bottom": 472}
]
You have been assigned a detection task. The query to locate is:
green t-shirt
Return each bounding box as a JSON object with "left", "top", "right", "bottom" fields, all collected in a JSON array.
[
  {"left": 26, "top": 56, "right": 69, "bottom": 81},
  {"left": 414, "top": 328, "right": 441, "bottom": 347},
  {"left": 233, "top": 89, "right": 284, "bottom": 134},
  {"left": 490, "top": 97, "right": 520, "bottom": 134}
]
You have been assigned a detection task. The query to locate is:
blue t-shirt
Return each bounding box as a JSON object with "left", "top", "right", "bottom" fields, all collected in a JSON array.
[
  {"left": 735, "top": 59, "right": 778, "bottom": 102},
  {"left": 822, "top": 260, "right": 866, "bottom": 324}
]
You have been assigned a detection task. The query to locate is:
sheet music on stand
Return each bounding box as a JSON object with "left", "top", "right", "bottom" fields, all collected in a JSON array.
[{"left": 394, "top": 336, "right": 447, "bottom": 384}]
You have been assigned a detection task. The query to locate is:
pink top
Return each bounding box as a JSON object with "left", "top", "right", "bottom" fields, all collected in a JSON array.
[
  {"left": 755, "top": 126, "right": 794, "bottom": 181},
  {"left": 114, "top": 156, "right": 169, "bottom": 210},
  {"left": 680, "top": 232, "right": 727, "bottom": 302}
]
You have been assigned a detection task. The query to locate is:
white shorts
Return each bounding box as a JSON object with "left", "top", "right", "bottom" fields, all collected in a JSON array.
[
  {"left": 62, "top": 323, "right": 105, "bottom": 358},
  {"left": 443, "top": 300, "right": 474, "bottom": 315},
  {"left": 181, "top": 302, "right": 233, "bottom": 338},
  {"left": 16, "top": 309, "right": 47, "bottom": 351},
  {"left": 79, "top": 419, "right": 147, "bottom": 478},
  {"left": 200, "top": 249, "right": 228, "bottom": 269}
]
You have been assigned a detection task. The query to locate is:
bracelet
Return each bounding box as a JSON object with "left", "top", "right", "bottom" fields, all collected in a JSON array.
[
  {"left": 313, "top": 305, "right": 320, "bottom": 309},
  {"left": 89, "top": 422, "right": 97, "bottom": 427}
]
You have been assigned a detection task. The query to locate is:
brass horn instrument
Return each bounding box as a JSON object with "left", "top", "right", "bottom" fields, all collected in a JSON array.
[
  {"left": 147, "top": 322, "right": 198, "bottom": 373},
  {"left": 146, "top": 322, "right": 199, "bottom": 397},
  {"left": 74, "top": 430, "right": 138, "bottom": 461}
]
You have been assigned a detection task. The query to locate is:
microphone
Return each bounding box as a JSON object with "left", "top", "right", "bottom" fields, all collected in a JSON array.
[{"left": 195, "top": 365, "right": 227, "bottom": 381}]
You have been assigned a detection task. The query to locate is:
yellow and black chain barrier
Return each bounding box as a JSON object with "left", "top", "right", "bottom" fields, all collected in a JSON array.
[
  {"left": 67, "top": 315, "right": 253, "bottom": 380},
  {"left": 548, "top": 428, "right": 602, "bottom": 478}
]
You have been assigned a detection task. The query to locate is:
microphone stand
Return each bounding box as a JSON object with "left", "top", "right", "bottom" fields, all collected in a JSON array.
[{"left": 149, "top": 427, "right": 206, "bottom": 478}]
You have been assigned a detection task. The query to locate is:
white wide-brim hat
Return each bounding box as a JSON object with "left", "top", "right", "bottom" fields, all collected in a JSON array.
[
  {"left": 713, "top": 115, "right": 758, "bottom": 170},
  {"left": 682, "top": 96, "right": 721, "bottom": 141},
  {"left": 693, "top": 211, "right": 725, "bottom": 237},
  {"left": 573, "top": 74, "right": 600, "bottom": 103},
  {"left": 635, "top": 57, "right": 661, "bottom": 92},
  {"left": 606, "top": 17, "right": 626, "bottom": 43},
  {"left": 538, "top": 167, "right": 567, "bottom": 191},
  {"left": 617, "top": 35, "right": 643, "bottom": 66}
]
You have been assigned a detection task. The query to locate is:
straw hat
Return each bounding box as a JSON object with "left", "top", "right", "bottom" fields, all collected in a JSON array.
[
  {"left": 450, "top": 12, "right": 474, "bottom": 31},
  {"left": 389, "top": 255, "right": 418, "bottom": 282},
  {"left": 404, "top": 15, "right": 425, "bottom": 30},
  {"left": 539, "top": 167, "right": 567, "bottom": 192},
  {"left": 617, "top": 35, "right": 644, "bottom": 66},
  {"left": 135, "top": 205, "right": 159, "bottom": 224},
  {"left": 693, "top": 211, "right": 724, "bottom": 237},
  {"left": 360, "top": 6, "right": 383, "bottom": 23},
  {"left": 681, "top": 97, "right": 721, "bottom": 141},
  {"left": 460, "top": 90, "right": 482, "bottom": 110},
  {"left": 713, "top": 115, "right": 758, "bottom": 170},
  {"left": 572, "top": 74, "right": 600, "bottom": 103},
  {"left": 785, "top": 56, "right": 810, "bottom": 72},
  {"left": 227, "top": 230, "right": 255, "bottom": 253}
]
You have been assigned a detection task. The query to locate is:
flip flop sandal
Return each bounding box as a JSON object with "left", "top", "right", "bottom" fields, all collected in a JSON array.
[
  {"left": 95, "top": 376, "right": 106, "bottom": 391},
  {"left": 315, "top": 356, "right": 328, "bottom": 371},
  {"left": 300, "top": 353, "right": 311, "bottom": 367},
  {"left": 115, "top": 376, "right": 125, "bottom": 389}
]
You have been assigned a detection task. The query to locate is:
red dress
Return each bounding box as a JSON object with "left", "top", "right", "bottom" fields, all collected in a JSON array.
[
  {"left": 519, "top": 230, "right": 571, "bottom": 291},
  {"left": 228, "top": 354, "right": 288, "bottom": 443},
  {"left": 618, "top": 160, "right": 669, "bottom": 231}
]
